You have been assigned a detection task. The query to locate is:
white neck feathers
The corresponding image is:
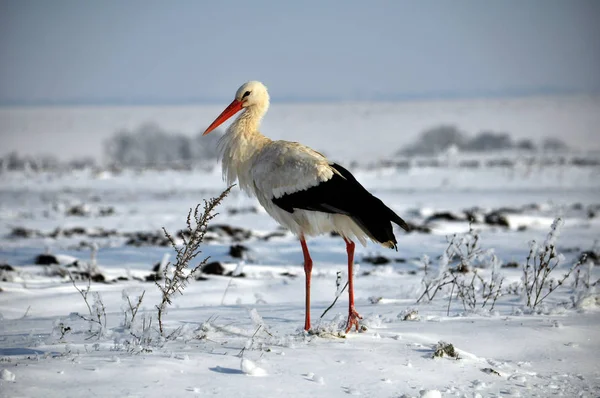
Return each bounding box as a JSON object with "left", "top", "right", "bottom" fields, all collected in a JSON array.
[{"left": 219, "top": 104, "right": 272, "bottom": 193}]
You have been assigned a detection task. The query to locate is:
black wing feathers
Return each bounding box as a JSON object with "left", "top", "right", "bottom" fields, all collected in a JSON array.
[{"left": 271, "top": 163, "right": 409, "bottom": 247}]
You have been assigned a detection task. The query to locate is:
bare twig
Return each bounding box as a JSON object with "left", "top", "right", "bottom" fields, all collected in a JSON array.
[{"left": 320, "top": 282, "right": 348, "bottom": 319}]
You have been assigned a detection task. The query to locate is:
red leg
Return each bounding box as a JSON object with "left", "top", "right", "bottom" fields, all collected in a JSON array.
[
  {"left": 300, "top": 237, "right": 313, "bottom": 331},
  {"left": 344, "top": 238, "right": 362, "bottom": 332}
]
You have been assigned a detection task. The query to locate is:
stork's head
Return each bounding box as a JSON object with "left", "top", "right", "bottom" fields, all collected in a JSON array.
[{"left": 203, "top": 81, "right": 270, "bottom": 135}]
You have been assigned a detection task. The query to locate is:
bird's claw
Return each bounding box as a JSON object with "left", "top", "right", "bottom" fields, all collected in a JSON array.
[{"left": 345, "top": 307, "right": 363, "bottom": 333}]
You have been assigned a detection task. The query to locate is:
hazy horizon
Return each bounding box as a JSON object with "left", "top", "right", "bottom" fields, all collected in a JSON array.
[{"left": 2, "top": 94, "right": 599, "bottom": 162}]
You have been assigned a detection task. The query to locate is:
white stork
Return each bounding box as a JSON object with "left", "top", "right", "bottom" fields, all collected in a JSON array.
[{"left": 203, "top": 81, "right": 409, "bottom": 333}]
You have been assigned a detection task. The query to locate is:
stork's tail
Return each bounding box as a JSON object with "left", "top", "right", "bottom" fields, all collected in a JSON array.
[{"left": 350, "top": 196, "right": 410, "bottom": 251}]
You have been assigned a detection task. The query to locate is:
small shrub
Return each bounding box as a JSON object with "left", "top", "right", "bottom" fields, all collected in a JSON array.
[
  {"left": 522, "top": 217, "right": 583, "bottom": 308},
  {"left": 417, "top": 224, "right": 503, "bottom": 314}
]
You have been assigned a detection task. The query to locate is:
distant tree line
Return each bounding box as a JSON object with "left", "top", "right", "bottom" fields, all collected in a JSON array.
[
  {"left": 397, "top": 125, "right": 569, "bottom": 157},
  {"left": 0, "top": 151, "right": 96, "bottom": 172},
  {"left": 103, "top": 123, "right": 222, "bottom": 168},
  {"left": 1, "top": 122, "right": 222, "bottom": 172}
]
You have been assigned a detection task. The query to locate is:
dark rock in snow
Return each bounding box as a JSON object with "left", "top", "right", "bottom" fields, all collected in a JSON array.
[
  {"left": 261, "top": 230, "right": 289, "bottom": 241},
  {"left": 91, "top": 273, "right": 106, "bottom": 283},
  {"left": 71, "top": 271, "right": 107, "bottom": 283},
  {"left": 225, "top": 271, "right": 246, "bottom": 278},
  {"left": 61, "top": 227, "right": 87, "bottom": 237},
  {"left": 145, "top": 273, "right": 162, "bottom": 282},
  {"left": 124, "top": 231, "right": 170, "bottom": 247},
  {"left": 484, "top": 211, "right": 510, "bottom": 228},
  {"left": 229, "top": 244, "right": 249, "bottom": 259},
  {"left": 571, "top": 203, "right": 583, "bottom": 211},
  {"left": 88, "top": 228, "right": 118, "bottom": 238},
  {"left": 98, "top": 206, "right": 116, "bottom": 217},
  {"left": 207, "top": 224, "right": 252, "bottom": 242},
  {"left": 228, "top": 206, "right": 259, "bottom": 215},
  {"left": 362, "top": 255, "right": 391, "bottom": 265},
  {"left": 403, "top": 222, "right": 431, "bottom": 234},
  {"left": 65, "top": 204, "right": 91, "bottom": 217},
  {"left": 49, "top": 227, "right": 89, "bottom": 238},
  {"left": 9, "top": 227, "right": 39, "bottom": 238},
  {"left": 425, "top": 211, "right": 465, "bottom": 223},
  {"left": 587, "top": 204, "right": 600, "bottom": 219},
  {"left": 202, "top": 261, "right": 225, "bottom": 275},
  {"left": 0, "top": 263, "right": 16, "bottom": 282},
  {"left": 0, "top": 264, "right": 15, "bottom": 271},
  {"left": 501, "top": 262, "right": 520, "bottom": 268},
  {"left": 34, "top": 254, "right": 60, "bottom": 265}
]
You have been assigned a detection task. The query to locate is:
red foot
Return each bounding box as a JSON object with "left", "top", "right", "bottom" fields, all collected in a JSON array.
[{"left": 345, "top": 306, "right": 363, "bottom": 333}]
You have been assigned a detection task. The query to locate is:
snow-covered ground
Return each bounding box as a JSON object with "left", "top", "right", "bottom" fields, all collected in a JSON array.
[
  {"left": 1, "top": 95, "right": 600, "bottom": 397},
  {"left": 1, "top": 158, "right": 599, "bottom": 397}
]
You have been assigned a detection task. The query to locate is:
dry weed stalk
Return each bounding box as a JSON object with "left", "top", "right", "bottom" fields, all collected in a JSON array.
[
  {"left": 122, "top": 290, "right": 146, "bottom": 329},
  {"left": 156, "top": 185, "right": 234, "bottom": 335},
  {"left": 522, "top": 218, "right": 583, "bottom": 308},
  {"left": 68, "top": 271, "right": 107, "bottom": 339}
]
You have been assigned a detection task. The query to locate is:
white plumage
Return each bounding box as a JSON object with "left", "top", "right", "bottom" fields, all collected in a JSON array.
[{"left": 204, "top": 81, "right": 408, "bottom": 332}]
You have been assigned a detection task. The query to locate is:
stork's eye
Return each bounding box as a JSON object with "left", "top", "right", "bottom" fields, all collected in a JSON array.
[{"left": 242, "top": 91, "right": 251, "bottom": 98}]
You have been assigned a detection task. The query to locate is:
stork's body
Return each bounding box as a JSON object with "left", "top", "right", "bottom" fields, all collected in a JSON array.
[{"left": 204, "top": 81, "right": 408, "bottom": 332}]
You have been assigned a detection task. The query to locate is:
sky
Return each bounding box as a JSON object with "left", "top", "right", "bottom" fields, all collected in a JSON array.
[{"left": 1, "top": 0, "right": 599, "bottom": 105}]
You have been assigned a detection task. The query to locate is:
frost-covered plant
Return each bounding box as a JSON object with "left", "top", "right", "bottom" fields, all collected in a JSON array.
[
  {"left": 113, "top": 289, "right": 164, "bottom": 353},
  {"left": 121, "top": 288, "right": 146, "bottom": 330},
  {"left": 417, "top": 254, "right": 452, "bottom": 303},
  {"left": 522, "top": 217, "right": 582, "bottom": 308},
  {"left": 450, "top": 254, "right": 504, "bottom": 313},
  {"left": 417, "top": 224, "right": 504, "bottom": 314},
  {"left": 53, "top": 322, "right": 72, "bottom": 342},
  {"left": 573, "top": 252, "right": 599, "bottom": 291},
  {"left": 124, "top": 313, "right": 157, "bottom": 353},
  {"left": 444, "top": 223, "right": 492, "bottom": 272},
  {"left": 68, "top": 271, "right": 106, "bottom": 339},
  {"left": 156, "top": 185, "right": 233, "bottom": 336}
]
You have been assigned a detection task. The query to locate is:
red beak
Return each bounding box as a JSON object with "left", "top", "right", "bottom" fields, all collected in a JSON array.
[{"left": 203, "top": 99, "right": 243, "bottom": 135}]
